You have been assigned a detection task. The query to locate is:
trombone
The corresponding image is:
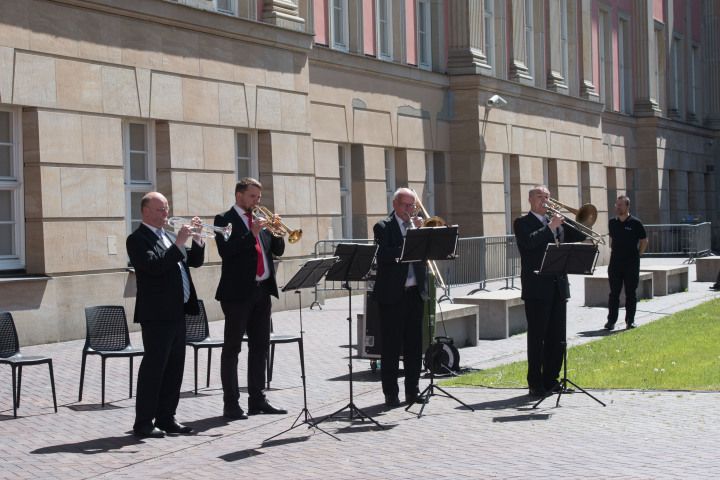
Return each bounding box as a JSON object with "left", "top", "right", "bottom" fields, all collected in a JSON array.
[
  {"left": 167, "top": 217, "right": 232, "bottom": 240},
  {"left": 542, "top": 199, "right": 606, "bottom": 245},
  {"left": 409, "top": 190, "right": 448, "bottom": 291},
  {"left": 251, "top": 206, "right": 303, "bottom": 244}
]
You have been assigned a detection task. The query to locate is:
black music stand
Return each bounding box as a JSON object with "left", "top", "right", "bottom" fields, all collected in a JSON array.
[
  {"left": 400, "top": 226, "right": 474, "bottom": 418},
  {"left": 533, "top": 242, "right": 606, "bottom": 408},
  {"left": 314, "top": 243, "right": 383, "bottom": 430},
  {"left": 265, "top": 257, "right": 340, "bottom": 442}
]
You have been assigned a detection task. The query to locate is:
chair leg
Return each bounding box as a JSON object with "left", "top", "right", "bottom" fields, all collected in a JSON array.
[
  {"left": 101, "top": 357, "right": 106, "bottom": 407},
  {"left": 194, "top": 347, "right": 199, "bottom": 395},
  {"left": 48, "top": 360, "right": 58, "bottom": 413},
  {"left": 17, "top": 365, "right": 23, "bottom": 408},
  {"left": 11, "top": 365, "right": 17, "bottom": 418},
  {"left": 206, "top": 348, "right": 212, "bottom": 389},
  {"left": 129, "top": 356, "right": 134, "bottom": 399},
  {"left": 79, "top": 352, "right": 87, "bottom": 402}
]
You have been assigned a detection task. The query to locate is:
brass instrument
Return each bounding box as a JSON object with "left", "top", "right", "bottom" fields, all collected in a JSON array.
[
  {"left": 251, "top": 206, "right": 303, "bottom": 244},
  {"left": 542, "top": 198, "right": 606, "bottom": 245},
  {"left": 409, "top": 190, "right": 448, "bottom": 291},
  {"left": 167, "top": 217, "right": 232, "bottom": 240}
]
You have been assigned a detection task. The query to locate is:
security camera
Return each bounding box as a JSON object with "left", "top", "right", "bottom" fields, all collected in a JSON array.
[{"left": 487, "top": 94, "right": 507, "bottom": 107}]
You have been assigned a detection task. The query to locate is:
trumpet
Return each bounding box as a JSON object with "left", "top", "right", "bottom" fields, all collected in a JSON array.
[
  {"left": 167, "top": 217, "right": 232, "bottom": 240},
  {"left": 409, "top": 190, "right": 448, "bottom": 291},
  {"left": 251, "top": 206, "right": 303, "bottom": 244},
  {"left": 542, "top": 199, "right": 606, "bottom": 245}
]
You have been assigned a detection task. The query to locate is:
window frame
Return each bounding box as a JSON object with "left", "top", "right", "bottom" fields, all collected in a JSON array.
[
  {"left": 384, "top": 149, "right": 395, "bottom": 214},
  {"left": 376, "top": 0, "right": 393, "bottom": 62},
  {"left": 484, "top": 0, "right": 495, "bottom": 76},
  {"left": 235, "top": 130, "right": 258, "bottom": 181},
  {"left": 417, "top": 0, "right": 432, "bottom": 70},
  {"left": 123, "top": 120, "right": 156, "bottom": 238},
  {"left": 0, "top": 107, "right": 24, "bottom": 271},
  {"left": 525, "top": 0, "right": 535, "bottom": 80},
  {"left": 338, "top": 145, "right": 352, "bottom": 239},
  {"left": 215, "top": 0, "right": 236, "bottom": 15},
  {"left": 618, "top": 14, "right": 632, "bottom": 114},
  {"left": 329, "top": 0, "right": 350, "bottom": 52}
]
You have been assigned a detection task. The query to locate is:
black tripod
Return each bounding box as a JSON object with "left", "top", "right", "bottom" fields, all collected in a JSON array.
[
  {"left": 265, "top": 258, "right": 340, "bottom": 442},
  {"left": 314, "top": 244, "right": 383, "bottom": 430},
  {"left": 532, "top": 242, "right": 605, "bottom": 408}
]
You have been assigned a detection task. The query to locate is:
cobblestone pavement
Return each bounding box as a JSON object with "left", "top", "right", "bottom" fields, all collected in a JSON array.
[{"left": 1, "top": 257, "right": 719, "bottom": 479}]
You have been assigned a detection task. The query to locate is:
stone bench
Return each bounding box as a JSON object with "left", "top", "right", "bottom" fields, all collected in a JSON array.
[
  {"left": 433, "top": 302, "right": 479, "bottom": 347},
  {"left": 453, "top": 290, "right": 526, "bottom": 340},
  {"left": 695, "top": 256, "right": 720, "bottom": 282},
  {"left": 640, "top": 265, "right": 689, "bottom": 296},
  {"left": 584, "top": 272, "right": 653, "bottom": 307}
]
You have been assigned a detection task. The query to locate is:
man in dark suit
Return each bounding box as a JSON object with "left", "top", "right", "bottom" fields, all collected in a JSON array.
[
  {"left": 513, "top": 185, "right": 585, "bottom": 398},
  {"left": 127, "top": 192, "right": 205, "bottom": 438},
  {"left": 214, "top": 177, "right": 287, "bottom": 419},
  {"left": 372, "top": 188, "right": 429, "bottom": 407}
]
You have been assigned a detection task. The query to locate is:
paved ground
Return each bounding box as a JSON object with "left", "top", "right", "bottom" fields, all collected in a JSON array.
[{"left": 2, "top": 257, "right": 719, "bottom": 479}]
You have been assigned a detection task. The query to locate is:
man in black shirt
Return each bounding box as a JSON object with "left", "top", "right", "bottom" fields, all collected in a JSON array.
[{"left": 604, "top": 195, "right": 648, "bottom": 330}]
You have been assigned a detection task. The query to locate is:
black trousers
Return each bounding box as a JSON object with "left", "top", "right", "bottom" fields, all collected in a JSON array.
[
  {"left": 524, "top": 294, "right": 566, "bottom": 391},
  {"left": 607, "top": 258, "right": 640, "bottom": 324},
  {"left": 378, "top": 287, "right": 424, "bottom": 398},
  {"left": 134, "top": 320, "right": 186, "bottom": 429},
  {"left": 220, "top": 283, "right": 272, "bottom": 407}
]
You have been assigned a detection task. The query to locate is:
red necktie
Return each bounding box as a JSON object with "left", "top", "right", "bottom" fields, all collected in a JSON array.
[{"left": 245, "top": 212, "right": 265, "bottom": 277}]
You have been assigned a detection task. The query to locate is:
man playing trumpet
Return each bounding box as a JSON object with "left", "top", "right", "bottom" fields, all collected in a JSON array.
[{"left": 214, "top": 177, "right": 287, "bottom": 419}]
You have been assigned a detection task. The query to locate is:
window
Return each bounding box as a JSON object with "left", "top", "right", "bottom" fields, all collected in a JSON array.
[
  {"left": 124, "top": 121, "right": 155, "bottom": 236},
  {"left": 384, "top": 150, "right": 395, "bottom": 213},
  {"left": 670, "top": 34, "right": 683, "bottom": 114},
  {"left": 689, "top": 45, "right": 699, "bottom": 116},
  {"left": 330, "top": 0, "right": 349, "bottom": 51},
  {"left": 424, "top": 152, "right": 435, "bottom": 216},
  {"left": 215, "top": 0, "right": 236, "bottom": 15},
  {"left": 618, "top": 15, "right": 632, "bottom": 114},
  {"left": 525, "top": 0, "right": 534, "bottom": 80},
  {"left": 377, "top": 0, "right": 392, "bottom": 61},
  {"left": 654, "top": 22, "right": 666, "bottom": 114},
  {"left": 338, "top": 146, "right": 352, "bottom": 238},
  {"left": 484, "top": 0, "right": 495, "bottom": 75},
  {"left": 417, "top": 0, "right": 431, "bottom": 70},
  {"left": 559, "top": 0, "right": 568, "bottom": 86},
  {"left": 0, "top": 108, "right": 23, "bottom": 271},
  {"left": 598, "top": 8, "right": 613, "bottom": 108},
  {"left": 235, "top": 131, "right": 257, "bottom": 180}
]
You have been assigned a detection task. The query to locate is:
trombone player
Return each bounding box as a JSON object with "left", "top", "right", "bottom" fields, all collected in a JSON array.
[
  {"left": 373, "top": 188, "right": 429, "bottom": 407},
  {"left": 214, "top": 177, "right": 287, "bottom": 419},
  {"left": 513, "top": 185, "right": 587, "bottom": 398}
]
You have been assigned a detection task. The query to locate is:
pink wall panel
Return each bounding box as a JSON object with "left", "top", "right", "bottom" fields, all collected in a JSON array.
[
  {"left": 364, "top": 0, "right": 375, "bottom": 55},
  {"left": 406, "top": 0, "right": 417, "bottom": 65},
  {"left": 654, "top": 0, "right": 666, "bottom": 22},
  {"left": 315, "top": 0, "right": 328, "bottom": 45},
  {"left": 674, "top": 0, "right": 687, "bottom": 35},
  {"left": 691, "top": 2, "right": 702, "bottom": 42}
]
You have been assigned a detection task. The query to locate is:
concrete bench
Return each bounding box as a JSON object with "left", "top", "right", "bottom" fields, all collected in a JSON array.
[
  {"left": 584, "top": 272, "right": 653, "bottom": 307},
  {"left": 640, "top": 265, "right": 689, "bottom": 296},
  {"left": 433, "top": 303, "right": 479, "bottom": 347},
  {"left": 453, "top": 290, "right": 526, "bottom": 340},
  {"left": 695, "top": 256, "right": 720, "bottom": 282}
]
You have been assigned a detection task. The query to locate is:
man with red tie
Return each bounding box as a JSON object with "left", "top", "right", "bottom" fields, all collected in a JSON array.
[{"left": 214, "top": 177, "right": 287, "bottom": 419}]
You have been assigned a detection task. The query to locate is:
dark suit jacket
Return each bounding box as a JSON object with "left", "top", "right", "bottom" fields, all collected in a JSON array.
[
  {"left": 513, "top": 212, "right": 585, "bottom": 301},
  {"left": 214, "top": 206, "right": 285, "bottom": 300},
  {"left": 372, "top": 212, "right": 429, "bottom": 305},
  {"left": 127, "top": 223, "right": 205, "bottom": 324}
]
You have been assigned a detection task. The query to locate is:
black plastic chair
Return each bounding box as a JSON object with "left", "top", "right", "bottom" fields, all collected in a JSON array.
[
  {"left": 79, "top": 306, "right": 144, "bottom": 407},
  {"left": 0, "top": 312, "right": 57, "bottom": 418},
  {"left": 243, "top": 319, "right": 302, "bottom": 389},
  {"left": 185, "top": 300, "right": 223, "bottom": 395}
]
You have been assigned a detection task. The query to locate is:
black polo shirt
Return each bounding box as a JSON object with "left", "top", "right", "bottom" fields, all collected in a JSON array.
[{"left": 609, "top": 215, "right": 647, "bottom": 261}]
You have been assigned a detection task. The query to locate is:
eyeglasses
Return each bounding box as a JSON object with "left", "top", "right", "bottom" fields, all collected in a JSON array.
[
  {"left": 150, "top": 207, "right": 170, "bottom": 213},
  {"left": 397, "top": 201, "right": 417, "bottom": 209}
]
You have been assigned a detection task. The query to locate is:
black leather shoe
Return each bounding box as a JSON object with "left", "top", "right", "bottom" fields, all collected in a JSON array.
[
  {"left": 528, "top": 387, "right": 547, "bottom": 398},
  {"left": 248, "top": 399, "right": 288, "bottom": 415},
  {"left": 384, "top": 395, "right": 401, "bottom": 407},
  {"left": 133, "top": 425, "right": 166, "bottom": 438},
  {"left": 710, "top": 285, "right": 720, "bottom": 291},
  {"left": 223, "top": 405, "right": 249, "bottom": 420},
  {"left": 603, "top": 321, "right": 616, "bottom": 330},
  {"left": 155, "top": 419, "right": 193, "bottom": 434},
  {"left": 626, "top": 321, "right": 637, "bottom": 329},
  {"left": 405, "top": 393, "right": 428, "bottom": 405}
]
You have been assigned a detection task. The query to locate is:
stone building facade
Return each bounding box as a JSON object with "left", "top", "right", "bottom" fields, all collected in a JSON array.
[{"left": 0, "top": 0, "right": 718, "bottom": 345}]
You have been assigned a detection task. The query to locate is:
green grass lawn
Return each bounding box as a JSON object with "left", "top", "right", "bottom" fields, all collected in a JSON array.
[{"left": 441, "top": 298, "right": 720, "bottom": 391}]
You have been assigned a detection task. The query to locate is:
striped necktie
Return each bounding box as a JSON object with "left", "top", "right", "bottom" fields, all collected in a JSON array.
[{"left": 158, "top": 228, "right": 190, "bottom": 303}]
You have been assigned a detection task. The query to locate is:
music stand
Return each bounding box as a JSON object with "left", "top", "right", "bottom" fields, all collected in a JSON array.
[
  {"left": 400, "top": 226, "right": 474, "bottom": 418},
  {"left": 533, "top": 242, "right": 606, "bottom": 408},
  {"left": 265, "top": 257, "right": 340, "bottom": 442},
  {"left": 314, "top": 243, "right": 383, "bottom": 430}
]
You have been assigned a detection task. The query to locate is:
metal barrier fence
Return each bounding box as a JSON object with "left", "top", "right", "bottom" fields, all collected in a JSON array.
[
  {"left": 311, "top": 235, "right": 520, "bottom": 307},
  {"left": 644, "top": 222, "right": 712, "bottom": 263}
]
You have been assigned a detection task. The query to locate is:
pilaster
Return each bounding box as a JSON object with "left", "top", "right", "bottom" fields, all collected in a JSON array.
[
  {"left": 632, "top": 0, "right": 662, "bottom": 116},
  {"left": 446, "top": 0, "right": 492, "bottom": 75}
]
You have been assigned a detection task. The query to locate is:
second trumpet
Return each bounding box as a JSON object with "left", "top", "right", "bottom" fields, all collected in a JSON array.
[
  {"left": 251, "top": 206, "right": 303, "bottom": 244},
  {"left": 167, "top": 217, "right": 232, "bottom": 240}
]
